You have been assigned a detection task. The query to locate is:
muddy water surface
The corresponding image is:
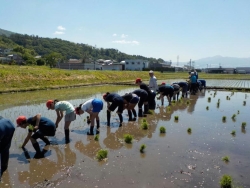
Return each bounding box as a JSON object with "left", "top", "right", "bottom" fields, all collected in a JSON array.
[{"left": 0, "top": 87, "right": 250, "bottom": 188}]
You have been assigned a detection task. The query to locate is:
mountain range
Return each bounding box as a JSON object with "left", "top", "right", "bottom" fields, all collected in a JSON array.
[{"left": 1, "top": 28, "right": 249, "bottom": 68}]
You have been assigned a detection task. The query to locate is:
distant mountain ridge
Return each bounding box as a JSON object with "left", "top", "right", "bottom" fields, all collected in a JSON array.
[{"left": 0, "top": 28, "right": 16, "bottom": 37}]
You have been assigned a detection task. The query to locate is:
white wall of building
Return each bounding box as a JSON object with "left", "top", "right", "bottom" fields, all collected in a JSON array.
[{"left": 124, "top": 59, "right": 149, "bottom": 71}]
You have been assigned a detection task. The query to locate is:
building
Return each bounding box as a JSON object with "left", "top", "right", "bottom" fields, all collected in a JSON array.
[
  {"left": 123, "top": 59, "right": 149, "bottom": 71},
  {"left": 236, "top": 67, "right": 250, "bottom": 74}
]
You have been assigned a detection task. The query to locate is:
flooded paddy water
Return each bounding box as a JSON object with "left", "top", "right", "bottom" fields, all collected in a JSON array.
[{"left": 0, "top": 83, "right": 250, "bottom": 188}]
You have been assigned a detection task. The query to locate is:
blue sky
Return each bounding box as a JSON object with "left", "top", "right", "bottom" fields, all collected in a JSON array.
[{"left": 1, "top": 0, "right": 250, "bottom": 63}]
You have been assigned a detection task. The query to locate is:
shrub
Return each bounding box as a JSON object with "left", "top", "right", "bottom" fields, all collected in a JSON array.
[
  {"left": 220, "top": 174, "right": 232, "bottom": 188},
  {"left": 96, "top": 149, "right": 108, "bottom": 161},
  {"left": 140, "top": 144, "right": 146, "bottom": 153},
  {"left": 159, "top": 126, "right": 166, "bottom": 133},
  {"left": 124, "top": 134, "right": 133, "bottom": 143}
]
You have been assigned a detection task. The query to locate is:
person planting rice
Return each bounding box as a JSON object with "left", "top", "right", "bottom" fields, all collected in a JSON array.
[
  {"left": 0, "top": 116, "right": 15, "bottom": 177},
  {"left": 189, "top": 72, "right": 197, "bottom": 95},
  {"left": 198, "top": 79, "right": 206, "bottom": 89},
  {"left": 122, "top": 93, "right": 140, "bottom": 121},
  {"left": 103, "top": 92, "right": 124, "bottom": 127},
  {"left": 16, "top": 114, "right": 56, "bottom": 158},
  {"left": 171, "top": 83, "right": 181, "bottom": 101},
  {"left": 135, "top": 78, "right": 156, "bottom": 112},
  {"left": 75, "top": 98, "right": 103, "bottom": 135},
  {"left": 173, "top": 82, "right": 188, "bottom": 98},
  {"left": 132, "top": 89, "right": 148, "bottom": 117},
  {"left": 157, "top": 84, "right": 174, "bottom": 106},
  {"left": 46, "top": 99, "right": 76, "bottom": 143}
]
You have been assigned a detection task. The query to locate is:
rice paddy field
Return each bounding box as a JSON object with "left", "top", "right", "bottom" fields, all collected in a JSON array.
[{"left": 0, "top": 81, "right": 250, "bottom": 188}]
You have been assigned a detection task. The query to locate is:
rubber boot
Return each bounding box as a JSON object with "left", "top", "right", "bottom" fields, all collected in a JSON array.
[
  {"left": 65, "top": 129, "right": 70, "bottom": 143},
  {"left": 107, "top": 110, "right": 111, "bottom": 126},
  {"left": 132, "top": 109, "right": 137, "bottom": 120},
  {"left": 118, "top": 114, "right": 123, "bottom": 127},
  {"left": 128, "top": 110, "right": 133, "bottom": 121},
  {"left": 32, "top": 142, "right": 44, "bottom": 159},
  {"left": 41, "top": 136, "right": 50, "bottom": 146},
  {"left": 87, "top": 126, "right": 94, "bottom": 135},
  {"left": 1, "top": 151, "right": 9, "bottom": 176},
  {"left": 138, "top": 108, "right": 146, "bottom": 117},
  {"left": 144, "top": 104, "right": 150, "bottom": 114}
]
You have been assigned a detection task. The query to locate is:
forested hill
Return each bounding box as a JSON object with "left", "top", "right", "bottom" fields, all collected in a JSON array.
[{"left": 0, "top": 28, "right": 163, "bottom": 64}]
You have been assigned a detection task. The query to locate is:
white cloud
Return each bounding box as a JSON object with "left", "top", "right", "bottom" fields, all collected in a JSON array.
[
  {"left": 57, "top": 26, "right": 66, "bottom": 31},
  {"left": 121, "top": 34, "right": 128, "bottom": 38},
  {"left": 113, "top": 33, "right": 117, "bottom": 37},
  {"left": 112, "top": 40, "right": 139, "bottom": 45},
  {"left": 54, "top": 31, "right": 65, "bottom": 35}
]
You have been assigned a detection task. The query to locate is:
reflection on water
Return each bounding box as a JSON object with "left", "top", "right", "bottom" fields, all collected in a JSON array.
[{"left": 0, "top": 87, "right": 250, "bottom": 187}]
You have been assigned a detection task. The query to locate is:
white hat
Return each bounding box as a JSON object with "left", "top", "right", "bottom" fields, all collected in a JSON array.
[{"left": 149, "top": 70, "right": 154, "bottom": 73}]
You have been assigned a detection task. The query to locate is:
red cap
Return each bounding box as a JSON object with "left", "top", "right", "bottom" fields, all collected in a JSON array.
[
  {"left": 46, "top": 100, "right": 53, "bottom": 109},
  {"left": 135, "top": 78, "right": 142, "bottom": 83},
  {"left": 16, "top": 116, "right": 26, "bottom": 126},
  {"left": 103, "top": 93, "right": 107, "bottom": 100},
  {"left": 161, "top": 82, "right": 166, "bottom": 85}
]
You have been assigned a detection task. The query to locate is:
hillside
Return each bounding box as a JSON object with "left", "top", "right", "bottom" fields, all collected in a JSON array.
[{"left": 0, "top": 28, "right": 16, "bottom": 37}]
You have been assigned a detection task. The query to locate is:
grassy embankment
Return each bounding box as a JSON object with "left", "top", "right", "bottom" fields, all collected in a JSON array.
[{"left": 1, "top": 65, "right": 250, "bottom": 93}]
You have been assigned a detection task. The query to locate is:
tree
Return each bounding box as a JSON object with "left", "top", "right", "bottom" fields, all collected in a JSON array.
[
  {"left": 44, "top": 52, "right": 62, "bottom": 68},
  {"left": 36, "top": 58, "right": 45, "bottom": 66}
]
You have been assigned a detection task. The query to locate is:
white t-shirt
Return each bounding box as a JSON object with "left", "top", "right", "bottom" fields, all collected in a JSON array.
[
  {"left": 81, "top": 99, "right": 94, "bottom": 111},
  {"left": 149, "top": 76, "right": 158, "bottom": 92}
]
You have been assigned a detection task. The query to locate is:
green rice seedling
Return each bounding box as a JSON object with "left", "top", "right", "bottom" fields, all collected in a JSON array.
[
  {"left": 94, "top": 135, "right": 99, "bottom": 141},
  {"left": 187, "top": 128, "right": 192, "bottom": 133},
  {"left": 148, "top": 110, "right": 154, "bottom": 114},
  {"left": 172, "top": 100, "right": 176, "bottom": 103},
  {"left": 96, "top": 149, "right": 108, "bottom": 161},
  {"left": 222, "top": 116, "right": 226, "bottom": 121},
  {"left": 140, "top": 144, "right": 146, "bottom": 153},
  {"left": 142, "top": 118, "right": 147, "bottom": 123},
  {"left": 186, "top": 100, "right": 190, "bottom": 105},
  {"left": 206, "top": 106, "right": 209, "bottom": 110},
  {"left": 220, "top": 174, "right": 232, "bottom": 188},
  {"left": 174, "top": 116, "right": 179, "bottom": 121},
  {"left": 159, "top": 126, "right": 166, "bottom": 133},
  {"left": 222, "top": 156, "right": 230, "bottom": 163},
  {"left": 243, "top": 101, "right": 246, "bottom": 106},
  {"left": 218, "top": 99, "right": 220, "bottom": 102},
  {"left": 241, "top": 122, "right": 247, "bottom": 129},
  {"left": 141, "top": 121, "right": 149, "bottom": 130},
  {"left": 124, "top": 134, "right": 133, "bottom": 143},
  {"left": 167, "top": 106, "right": 171, "bottom": 112},
  {"left": 217, "top": 102, "right": 220, "bottom": 108},
  {"left": 237, "top": 110, "right": 240, "bottom": 114},
  {"left": 231, "top": 130, "right": 236, "bottom": 136},
  {"left": 226, "top": 96, "right": 229, "bottom": 100},
  {"left": 231, "top": 114, "right": 236, "bottom": 120},
  {"left": 208, "top": 97, "right": 211, "bottom": 102}
]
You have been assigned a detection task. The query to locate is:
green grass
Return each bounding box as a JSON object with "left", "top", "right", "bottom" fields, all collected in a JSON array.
[
  {"left": 124, "top": 134, "right": 133, "bottom": 143},
  {"left": 140, "top": 144, "right": 146, "bottom": 153},
  {"left": 220, "top": 175, "right": 232, "bottom": 188},
  {"left": 159, "top": 126, "right": 166, "bottom": 133},
  {"left": 96, "top": 149, "right": 108, "bottom": 161},
  {"left": 222, "top": 156, "right": 230, "bottom": 163}
]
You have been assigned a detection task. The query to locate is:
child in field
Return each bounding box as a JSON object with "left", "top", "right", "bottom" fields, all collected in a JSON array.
[
  {"left": 16, "top": 114, "right": 56, "bottom": 158},
  {"left": 122, "top": 93, "right": 139, "bottom": 121},
  {"left": 75, "top": 98, "right": 103, "bottom": 135},
  {"left": 103, "top": 92, "right": 124, "bottom": 127},
  {"left": 46, "top": 99, "right": 76, "bottom": 143},
  {"left": 0, "top": 116, "right": 15, "bottom": 177}
]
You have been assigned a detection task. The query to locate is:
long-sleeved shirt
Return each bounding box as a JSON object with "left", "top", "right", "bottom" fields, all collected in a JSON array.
[{"left": 148, "top": 76, "right": 158, "bottom": 92}]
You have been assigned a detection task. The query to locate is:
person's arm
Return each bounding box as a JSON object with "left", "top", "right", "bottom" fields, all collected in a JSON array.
[
  {"left": 55, "top": 110, "right": 63, "bottom": 128},
  {"left": 31, "top": 114, "right": 41, "bottom": 131},
  {"left": 22, "top": 132, "right": 32, "bottom": 148}
]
